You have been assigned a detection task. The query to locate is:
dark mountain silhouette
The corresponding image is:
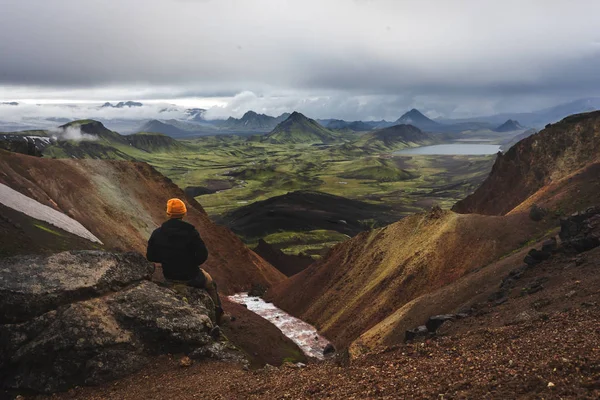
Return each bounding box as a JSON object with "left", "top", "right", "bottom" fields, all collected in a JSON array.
[
  {"left": 102, "top": 101, "right": 143, "bottom": 108},
  {"left": 495, "top": 119, "right": 525, "bottom": 132},
  {"left": 184, "top": 108, "right": 207, "bottom": 121},
  {"left": 220, "top": 111, "right": 285, "bottom": 131},
  {"left": 264, "top": 112, "right": 339, "bottom": 143},
  {"left": 357, "top": 124, "right": 433, "bottom": 151},
  {"left": 61, "top": 120, "right": 128, "bottom": 143},
  {"left": 138, "top": 119, "right": 194, "bottom": 138},
  {"left": 253, "top": 239, "right": 313, "bottom": 277},
  {"left": 324, "top": 119, "right": 373, "bottom": 131},
  {"left": 125, "top": 132, "right": 185, "bottom": 152},
  {"left": 218, "top": 190, "right": 397, "bottom": 239},
  {"left": 396, "top": 109, "right": 440, "bottom": 131}
]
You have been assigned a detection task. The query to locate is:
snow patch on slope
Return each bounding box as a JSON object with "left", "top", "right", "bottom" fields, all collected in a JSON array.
[{"left": 0, "top": 183, "right": 102, "bottom": 244}]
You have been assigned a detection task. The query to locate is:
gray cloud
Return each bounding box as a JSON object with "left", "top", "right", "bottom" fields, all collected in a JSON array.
[{"left": 1, "top": 0, "right": 600, "bottom": 118}]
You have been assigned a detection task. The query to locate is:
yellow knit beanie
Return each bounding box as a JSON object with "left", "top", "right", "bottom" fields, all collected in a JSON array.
[{"left": 166, "top": 198, "right": 187, "bottom": 219}]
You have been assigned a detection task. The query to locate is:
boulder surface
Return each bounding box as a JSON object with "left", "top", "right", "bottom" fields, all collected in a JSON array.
[{"left": 0, "top": 250, "right": 244, "bottom": 393}]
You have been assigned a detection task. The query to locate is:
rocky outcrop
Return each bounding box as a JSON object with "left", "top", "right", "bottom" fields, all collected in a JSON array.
[
  {"left": 453, "top": 111, "right": 600, "bottom": 215},
  {"left": 0, "top": 250, "right": 244, "bottom": 393},
  {"left": 403, "top": 207, "right": 600, "bottom": 343},
  {"left": 559, "top": 206, "right": 600, "bottom": 252}
]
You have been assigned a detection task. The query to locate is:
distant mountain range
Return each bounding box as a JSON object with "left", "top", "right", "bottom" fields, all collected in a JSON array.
[
  {"left": 2, "top": 97, "right": 600, "bottom": 138},
  {"left": 437, "top": 97, "right": 600, "bottom": 127}
]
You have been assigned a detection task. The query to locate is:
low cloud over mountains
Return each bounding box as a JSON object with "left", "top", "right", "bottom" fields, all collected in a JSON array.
[{"left": 1, "top": 0, "right": 600, "bottom": 118}]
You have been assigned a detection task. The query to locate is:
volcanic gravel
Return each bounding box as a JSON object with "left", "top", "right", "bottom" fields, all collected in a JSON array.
[{"left": 36, "top": 304, "right": 599, "bottom": 400}]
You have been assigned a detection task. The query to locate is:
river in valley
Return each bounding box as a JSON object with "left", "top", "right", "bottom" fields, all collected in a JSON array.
[{"left": 228, "top": 293, "right": 332, "bottom": 360}]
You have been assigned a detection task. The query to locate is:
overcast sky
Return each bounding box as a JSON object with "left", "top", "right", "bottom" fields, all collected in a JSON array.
[{"left": 1, "top": 0, "right": 600, "bottom": 119}]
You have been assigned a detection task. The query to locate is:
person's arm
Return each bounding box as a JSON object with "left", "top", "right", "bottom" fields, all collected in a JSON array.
[
  {"left": 191, "top": 229, "right": 209, "bottom": 265},
  {"left": 146, "top": 230, "right": 162, "bottom": 263}
]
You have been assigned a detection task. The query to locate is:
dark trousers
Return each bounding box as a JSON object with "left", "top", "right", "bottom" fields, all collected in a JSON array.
[{"left": 187, "top": 269, "right": 222, "bottom": 309}]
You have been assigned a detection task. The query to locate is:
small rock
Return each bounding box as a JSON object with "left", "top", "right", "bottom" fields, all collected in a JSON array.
[
  {"left": 542, "top": 238, "right": 558, "bottom": 253},
  {"left": 248, "top": 283, "right": 267, "bottom": 297},
  {"left": 179, "top": 356, "right": 193, "bottom": 368},
  {"left": 494, "top": 297, "right": 509, "bottom": 306},
  {"left": 524, "top": 255, "right": 540, "bottom": 266},
  {"left": 405, "top": 325, "right": 429, "bottom": 342},
  {"left": 209, "top": 326, "right": 221, "bottom": 340},
  {"left": 488, "top": 290, "right": 507, "bottom": 302},
  {"left": 565, "top": 290, "right": 577, "bottom": 299},
  {"left": 296, "top": 362, "right": 307, "bottom": 368},
  {"left": 528, "top": 248, "right": 552, "bottom": 262},
  {"left": 426, "top": 315, "right": 455, "bottom": 332},
  {"left": 263, "top": 364, "right": 278, "bottom": 372},
  {"left": 513, "top": 310, "right": 541, "bottom": 324}
]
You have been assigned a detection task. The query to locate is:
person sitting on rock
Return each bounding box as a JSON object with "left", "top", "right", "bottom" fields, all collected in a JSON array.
[{"left": 146, "top": 198, "right": 224, "bottom": 324}]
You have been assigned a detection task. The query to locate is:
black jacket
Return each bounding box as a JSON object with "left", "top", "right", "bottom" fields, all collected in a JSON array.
[{"left": 146, "top": 219, "right": 209, "bottom": 280}]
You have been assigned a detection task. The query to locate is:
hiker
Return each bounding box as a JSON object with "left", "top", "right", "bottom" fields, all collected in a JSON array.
[{"left": 146, "top": 198, "right": 224, "bottom": 324}]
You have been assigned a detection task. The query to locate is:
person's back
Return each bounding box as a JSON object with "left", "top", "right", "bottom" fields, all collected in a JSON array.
[
  {"left": 147, "top": 217, "right": 208, "bottom": 280},
  {"left": 147, "top": 198, "right": 223, "bottom": 326}
]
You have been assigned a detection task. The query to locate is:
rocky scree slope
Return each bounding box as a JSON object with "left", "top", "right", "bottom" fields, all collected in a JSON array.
[
  {"left": 0, "top": 150, "right": 285, "bottom": 293},
  {"left": 268, "top": 208, "right": 550, "bottom": 348},
  {"left": 354, "top": 206, "right": 600, "bottom": 352},
  {"left": 0, "top": 250, "right": 243, "bottom": 393},
  {"left": 453, "top": 111, "right": 600, "bottom": 215}
]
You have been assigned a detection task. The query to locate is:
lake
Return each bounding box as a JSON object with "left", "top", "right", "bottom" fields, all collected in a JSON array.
[{"left": 395, "top": 144, "right": 502, "bottom": 155}]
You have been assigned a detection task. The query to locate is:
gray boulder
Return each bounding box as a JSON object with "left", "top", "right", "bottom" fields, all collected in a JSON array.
[
  {"left": 0, "top": 251, "right": 245, "bottom": 393},
  {"left": 0, "top": 251, "right": 153, "bottom": 323},
  {"left": 559, "top": 207, "right": 600, "bottom": 253}
]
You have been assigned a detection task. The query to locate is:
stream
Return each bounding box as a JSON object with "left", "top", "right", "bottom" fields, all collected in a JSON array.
[{"left": 228, "top": 293, "right": 332, "bottom": 360}]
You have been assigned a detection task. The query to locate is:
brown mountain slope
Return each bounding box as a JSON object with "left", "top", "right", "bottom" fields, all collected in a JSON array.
[
  {"left": 268, "top": 209, "right": 550, "bottom": 348},
  {"left": 0, "top": 150, "right": 285, "bottom": 293},
  {"left": 453, "top": 111, "right": 600, "bottom": 215}
]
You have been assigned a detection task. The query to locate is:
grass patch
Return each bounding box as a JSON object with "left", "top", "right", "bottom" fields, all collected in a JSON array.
[{"left": 34, "top": 223, "right": 64, "bottom": 236}]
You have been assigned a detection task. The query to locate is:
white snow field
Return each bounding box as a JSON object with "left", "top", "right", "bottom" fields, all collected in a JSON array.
[{"left": 0, "top": 183, "right": 102, "bottom": 244}]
